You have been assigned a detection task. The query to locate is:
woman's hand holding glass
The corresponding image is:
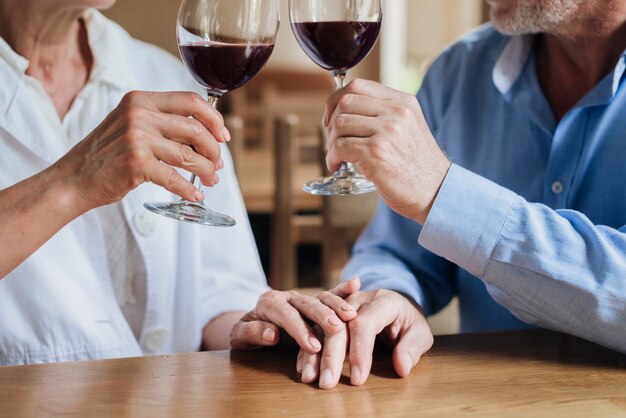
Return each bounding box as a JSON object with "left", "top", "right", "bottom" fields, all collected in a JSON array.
[
  {"left": 56, "top": 90, "right": 226, "bottom": 213},
  {"left": 144, "top": 0, "right": 279, "bottom": 226}
]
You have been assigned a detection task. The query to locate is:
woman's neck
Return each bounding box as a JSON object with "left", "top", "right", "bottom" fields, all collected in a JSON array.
[{"left": 0, "top": 1, "right": 93, "bottom": 118}]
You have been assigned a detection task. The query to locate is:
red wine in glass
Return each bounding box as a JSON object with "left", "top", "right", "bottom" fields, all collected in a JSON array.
[
  {"left": 179, "top": 42, "right": 275, "bottom": 96},
  {"left": 291, "top": 21, "right": 381, "bottom": 72}
]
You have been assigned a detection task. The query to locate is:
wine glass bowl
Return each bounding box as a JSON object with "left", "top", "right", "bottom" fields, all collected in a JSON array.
[
  {"left": 290, "top": 0, "right": 382, "bottom": 196},
  {"left": 144, "top": 0, "right": 280, "bottom": 226},
  {"left": 177, "top": 0, "right": 279, "bottom": 97}
]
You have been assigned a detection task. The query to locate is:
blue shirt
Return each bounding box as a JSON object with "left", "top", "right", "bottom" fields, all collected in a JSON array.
[{"left": 344, "top": 24, "right": 626, "bottom": 353}]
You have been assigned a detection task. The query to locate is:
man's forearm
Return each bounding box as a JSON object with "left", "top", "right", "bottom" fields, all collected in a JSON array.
[{"left": 420, "top": 165, "right": 626, "bottom": 353}]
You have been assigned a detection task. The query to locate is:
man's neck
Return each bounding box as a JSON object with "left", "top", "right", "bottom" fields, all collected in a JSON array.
[{"left": 536, "top": 2, "right": 626, "bottom": 121}]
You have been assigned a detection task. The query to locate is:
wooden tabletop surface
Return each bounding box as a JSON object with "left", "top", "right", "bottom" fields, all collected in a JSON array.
[{"left": 1, "top": 330, "right": 625, "bottom": 418}]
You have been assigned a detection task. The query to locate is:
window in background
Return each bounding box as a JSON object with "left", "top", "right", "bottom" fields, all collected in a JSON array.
[{"left": 381, "top": 0, "right": 485, "bottom": 94}]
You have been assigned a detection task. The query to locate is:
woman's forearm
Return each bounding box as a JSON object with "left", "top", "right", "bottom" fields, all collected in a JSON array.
[
  {"left": 0, "top": 163, "right": 85, "bottom": 278},
  {"left": 202, "top": 311, "right": 247, "bottom": 350}
]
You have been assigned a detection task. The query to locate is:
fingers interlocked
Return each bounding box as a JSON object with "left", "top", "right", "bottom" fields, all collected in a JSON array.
[
  {"left": 230, "top": 289, "right": 356, "bottom": 354},
  {"left": 294, "top": 278, "right": 433, "bottom": 389}
]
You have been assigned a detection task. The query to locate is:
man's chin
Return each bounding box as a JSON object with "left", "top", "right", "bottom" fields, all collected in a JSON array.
[
  {"left": 489, "top": 8, "right": 544, "bottom": 36},
  {"left": 487, "top": 3, "right": 528, "bottom": 35},
  {"left": 491, "top": 20, "right": 542, "bottom": 36},
  {"left": 488, "top": 0, "right": 584, "bottom": 36}
]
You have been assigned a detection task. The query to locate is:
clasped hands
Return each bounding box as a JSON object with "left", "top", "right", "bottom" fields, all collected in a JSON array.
[
  {"left": 230, "top": 278, "right": 434, "bottom": 389},
  {"left": 230, "top": 79, "right": 451, "bottom": 388}
]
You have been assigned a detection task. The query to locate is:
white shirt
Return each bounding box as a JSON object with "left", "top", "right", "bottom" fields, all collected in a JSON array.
[
  {"left": 98, "top": 202, "right": 147, "bottom": 340},
  {"left": 0, "top": 10, "right": 268, "bottom": 365}
]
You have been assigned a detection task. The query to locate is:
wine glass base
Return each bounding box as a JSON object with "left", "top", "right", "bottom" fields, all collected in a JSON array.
[
  {"left": 143, "top": 200, "right": 236, "bottom": 227},
  {"left": 303, "top": 172, "right": 376, "bottom": 196}
]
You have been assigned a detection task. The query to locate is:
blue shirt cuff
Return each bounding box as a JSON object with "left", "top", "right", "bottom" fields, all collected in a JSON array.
[{"left": 418, "top": 164, "right": 518, "bottom": 278}]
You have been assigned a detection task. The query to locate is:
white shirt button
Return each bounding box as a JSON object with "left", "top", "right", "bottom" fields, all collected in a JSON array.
[
  {"left": 551, "top": 181, "right": 564, "bottom": 195},
  {"left": 133, "top": 211, "right": 156, "bottom": 237},
  {"left": 144, "top": 328, "right": 170, "bottom": 352}
]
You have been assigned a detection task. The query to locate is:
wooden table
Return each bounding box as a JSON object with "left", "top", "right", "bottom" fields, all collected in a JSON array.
[{"left": 1, "top": 330, "right": 625, "bottom": 417}]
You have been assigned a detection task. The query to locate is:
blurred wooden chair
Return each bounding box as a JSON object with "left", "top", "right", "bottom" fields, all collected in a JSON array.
[
  {"left": 225, "top": 70, "right": 333, "bottom": 151},
  {"left": 270, "top": 115, "right": 323, "bottom": 290},
  {"left": 270, "top": 114, "right": 377, "bottom": 290},
  {"left": 321, "top": 193, "right": 377, "bottom": 289}
]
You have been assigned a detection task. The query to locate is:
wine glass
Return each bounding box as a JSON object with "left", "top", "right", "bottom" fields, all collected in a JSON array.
[
  {"left": 289, "top": 0, "right": 382, "bottom": 195},
  {"left": 144, "top": 0, "right": 280, "bottom": 226}
]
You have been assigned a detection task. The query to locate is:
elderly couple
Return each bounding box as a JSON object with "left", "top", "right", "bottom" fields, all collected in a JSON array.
[{"left": 1, "top": 0, "right": 625, "bottom": 389}]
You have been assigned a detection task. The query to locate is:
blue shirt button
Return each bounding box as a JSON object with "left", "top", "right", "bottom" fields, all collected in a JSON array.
[{"left": 551, "top": 181, "right": 564, "bottom": 194}]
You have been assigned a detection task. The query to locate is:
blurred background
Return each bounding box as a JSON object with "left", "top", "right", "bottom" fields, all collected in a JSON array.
[{"left": 104, "top": 0, "right": 489, "bottom": 334}]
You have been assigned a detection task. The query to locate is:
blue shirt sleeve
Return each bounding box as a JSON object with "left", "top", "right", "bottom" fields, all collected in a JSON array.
[
  {"left": 420, "top": 164, "right": 626, "bottom": 353},
  {"left": 343, "top": 200, "right": 458, "bottom": 316}
]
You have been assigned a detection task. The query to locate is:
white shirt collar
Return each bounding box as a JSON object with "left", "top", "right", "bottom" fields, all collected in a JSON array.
[
  {"left": 0, "top": 37, "right": 29, "bottom": 75},
  {"left": 612, "top": 55, "right": 626, "bottom": 95},
  {"left": 492, "top": 35, "right": 533, "bottom": 95}
]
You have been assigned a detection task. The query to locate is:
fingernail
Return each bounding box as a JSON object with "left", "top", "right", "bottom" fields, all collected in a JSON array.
[
  {"left": 308, "top": 336, "right": 322, "bottom": 350},
  {"left": 319, "top": 369, "right": 333, "bottom": 389},
  {"left": 302, "top": 364, "right": 315, "bottom": 382},
  {"left": 194, "top": 190, "right": 204, "bottom": 202},
  {"left": 262, "top": 328, "right": 275, "bottom": 342},
  {"left": 213, "top": 173, "right": 220, "bottom": 184},
  {"left": 350, "top": 366, "right": 361, "bottom": 385},
  {"left": 328, "top": 316, "right": 342, "bottom": 326},
  {"left": 223, "top": 127, "right": 231, "bottom": 142},
  {"left": 218, "top": 158, "right": 225, "bottom": 170},
  {"left": 341, "top": 304, "right": 355, "bottom": 311}
]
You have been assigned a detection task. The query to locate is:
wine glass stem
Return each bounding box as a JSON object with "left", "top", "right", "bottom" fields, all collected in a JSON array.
[
  {"left": 189, "top": 93, "right": 221, "bottom": 193},
  {"left": 332, "top": 70, "right": 351, "bottom": 174}
]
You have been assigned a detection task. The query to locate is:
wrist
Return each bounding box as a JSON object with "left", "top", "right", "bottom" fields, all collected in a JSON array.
[
  {"left": 44, "top": 160, "right": 94, "bottom": 220},
  {"left": 412, "top": 157, "right": 452, "bottom": 225}
]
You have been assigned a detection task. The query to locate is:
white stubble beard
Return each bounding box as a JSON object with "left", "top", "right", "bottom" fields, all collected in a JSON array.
[{"left": 488, "top": 0, "right": 585, "bottom": 35}]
